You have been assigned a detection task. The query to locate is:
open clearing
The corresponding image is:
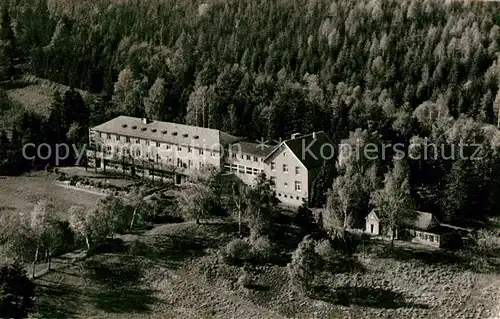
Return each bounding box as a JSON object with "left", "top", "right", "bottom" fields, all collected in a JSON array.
[
  {"left": 1, "top": 83, "right": 56, "bottom": 132},
  {"left": 0, "top": 172, "right": 103, "bottom": 217},
  {"left": 31, "top": 220, "right": 500, "bottom": 319},
  {"left": 6, "top": 84, "right": 54, "bottom": 118},
  {"left": 3, "top": 172, "right": 498, "bottom": 318}
]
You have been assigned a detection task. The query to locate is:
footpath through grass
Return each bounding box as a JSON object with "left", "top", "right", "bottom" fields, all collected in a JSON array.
[{"left": 29, "top": 219, "right": 500, "bottom": 319}]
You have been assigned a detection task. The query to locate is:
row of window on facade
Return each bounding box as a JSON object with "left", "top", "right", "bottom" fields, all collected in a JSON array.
[
  {"left": 230, "top": 152, "right": 263, "bottom": 163},
  {"left": 177, "top": 158, "right": 205, "bottom": 169},
  {"left": 270, "top": 162, "right": 300, "bottom": 175},
  {"left": 103, "top": 146, "right": 208, "bottom": 168},
  {"left": 223, "top": 163, "right": 302, "bottom": 191},
  {"left": 415, "top": 231, "right": 438, "bottom": 243},
  {"left": 269, "top": 176, "right": 302, "bottom": 191},
  {"left": 224, "top": 163, "right": 263, "bottom": 176},
  {"left": 96, "top": 132, "right": 214, "bottom": 156},
  {"left": 277, "top": 193, "right": 304, "bottom": 201},
  {"left": 102, "top": 144, "right": 216, "bottom": 158}
]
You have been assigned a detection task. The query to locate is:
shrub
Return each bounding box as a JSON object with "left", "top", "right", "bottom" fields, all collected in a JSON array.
[
  {"left": 329, "top": 229, "right": 358, "bottom": 257},
  {"left": 248, "top": 218, "right": 270, "bottom": 238},
  {"left": 250, "top": 235, "right": 273, "bottom": 263},
  {"left": 475, "top": 229, "right": 500, "bottom": 255},
  {"left": 295, "top": 206, "right": 317, "bottom": 234},
  {"left": 222, "top": 238, "right": 251, "bottom": 265},
  {"left": 237, "top": 271, "right": 253, "bottom": 288},
  {"left": 287, "top": 235, "right": 320, "bottom": 294},
  {"left": 440, "top": 232, "right": 463, "bottom": 252},
  {"left": 314, "top": 239, "right": 337, "bottom": 267}
]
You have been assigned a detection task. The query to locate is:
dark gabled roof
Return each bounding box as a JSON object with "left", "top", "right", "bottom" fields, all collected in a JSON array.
[
  {"left": 369, "top": 210, "right": 440, "bottom": 231},
  {"left": 228, "top": 141, "right": 275, "bottom": 158},
  {"left": 264, "top": 132, "right": 332, "bottom": 170},
  {"left": 91, "top": 116, "right": 241, "bottom": 147},
  {"left": 414, "top": 211, "right": 439, "bottom": 230}
]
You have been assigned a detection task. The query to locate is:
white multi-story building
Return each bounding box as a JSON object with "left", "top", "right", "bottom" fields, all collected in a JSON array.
[{"left": 87, "top": 116, "right": 332, "bottom": 207}]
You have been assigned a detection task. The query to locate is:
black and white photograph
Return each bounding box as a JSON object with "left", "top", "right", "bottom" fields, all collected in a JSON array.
[{"left": 1, "top": 0, "right": 500, "bottom": 318}]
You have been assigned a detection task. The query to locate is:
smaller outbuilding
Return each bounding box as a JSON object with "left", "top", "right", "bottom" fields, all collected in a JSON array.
[{"left": 365, "top": 210, "right": 467, "bottom": 248}]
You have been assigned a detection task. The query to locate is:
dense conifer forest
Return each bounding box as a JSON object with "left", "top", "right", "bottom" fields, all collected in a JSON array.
[{"left": 1, "top": 0, "right": 500, "bottom": 226}]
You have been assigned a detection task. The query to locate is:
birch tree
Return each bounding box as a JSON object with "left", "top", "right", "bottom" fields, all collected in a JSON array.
[
  {"left": 231, "top": 181, "right": 248, "bottom": 235},
  {"left": 370, "top": 159, "right": 416, "bottom": 246},
  {"left": 245, "top": 173, "right": 278, "bottom": 235},
  {"left": 493, "top": 88, "right": 500, "bottom": 128},
  {"left": 68, "top": 205, "right": 91, "bottom": 251},
  {"left": 323, "top": 166, "right": 364, "bottom": 234},
  {"left": 68, "top": 205, "right": 112, "bottom": 252},
  {"left": 126, "top": 186, "right": 148, "bottom": 230},
  {"left": 186, "top": 85, "right": 209, "bottom": 127},
  {"left": 28, "top": 200, "right": 54, "bottom": 278},
  {"left": 178, "top": 182, "right": 215, "bottom": 224}
]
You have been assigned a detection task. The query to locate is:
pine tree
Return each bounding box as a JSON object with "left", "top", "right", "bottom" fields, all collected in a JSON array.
[
  {"left": 0, "top": 261, "right": 35, "bottom": 319},
  {"left": 310, "top": 160, "right": 335, "bottom": 208},
  {"left": 0, "top": 5, "right": 16, "bottom": 77},
  {"left": 144, "top": 77, "right": 167, "bottom": 120},
  {"left": 441, "top": 159, "right": 472, "bottom": 222}
]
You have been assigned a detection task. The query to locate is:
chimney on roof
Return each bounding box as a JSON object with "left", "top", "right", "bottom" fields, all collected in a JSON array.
[
  {"left": 291, "top": 132, "right": 301, "bottom": 139},
  {"left": 312, "top": 132, "right": 316, "bottom": 139},
  {"left": 142, "top": 118, "right": 149, "bottom": 124}
]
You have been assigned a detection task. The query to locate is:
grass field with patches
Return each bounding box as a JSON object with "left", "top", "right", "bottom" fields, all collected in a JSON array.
[
  {"left": 0, "top": 83, "right": 56, "bottom": 132},
  {"left": 0, "top": 172, "right": 103, "bottom": 217},
  {"left": 6, "top": 85, "right": 54, "bottom": 119},
  {"left": 30, "top": 220, "right": 500, "bottom": 319}
]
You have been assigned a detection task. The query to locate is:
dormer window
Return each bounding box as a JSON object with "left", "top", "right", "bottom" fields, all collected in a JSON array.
[
  {"left": 172, "top": 132, "right": 178, "bottom": 136},
  {"left": 141, "top": 127, "right": 147, "bottom": 131},
  {"left": 122, "top": 124, "right": 128, "bottom": 128},
  {"left": 182, "top": 133, "right": 188, "bottom": 138},
  {"left": 193, "top": 135, "right": 199, "bottom": 139},
  {"left": 132, "top": 125, "right": 137, "bottom": 129},
  {"left": 161, "top": 130, "right": 167, "bottom": 134},
  {"left": 151, "top": 129, "right": 157, "bottom": 133}
]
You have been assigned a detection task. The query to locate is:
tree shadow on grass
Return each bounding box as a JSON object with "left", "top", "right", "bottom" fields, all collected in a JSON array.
[
  {"left": 83, "top": 257, "right": 158, "bottom": 314},
  {"left": 84, "top": 258, "right": 142, "bottom": 288},
  {"left": 312, "top": 285, "right": 429, "bottom": 309},
  {"left": 129, "top": 230, "right": 221, "bottom": 269},
  {"left": 243, "top": 283, "right": 270, "bottom": 291},
  {"left": 34, "top": 283, "right": 81, "bottom": 319},
  {"left": 325, "top": 258, "right": 366, "bottom": 274},
  {"left": 90, "top": 287, "right": 158, "bottom": 314},
  {"left": 88, "top": 238, "right": 128, "bottom": 256},
  {"left": 148, "top": 234, "right": 211, "bottom": 268},
  {"left": 376, "top": 245, "right": 500, "bottom": 274},
  {"left": 377, "top": 245, "right": 455, "bottom": 264},
  {"left": 202, "top": 220, "right": 241, "bottom": 233}
]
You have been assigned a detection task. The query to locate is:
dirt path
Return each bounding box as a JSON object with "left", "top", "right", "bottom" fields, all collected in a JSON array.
[
  {"left": 55, "top": 182, "right": 108, "bottom": 197},
  {"left": 27, "top": 250, "right": 86, "bottom": 279}
]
